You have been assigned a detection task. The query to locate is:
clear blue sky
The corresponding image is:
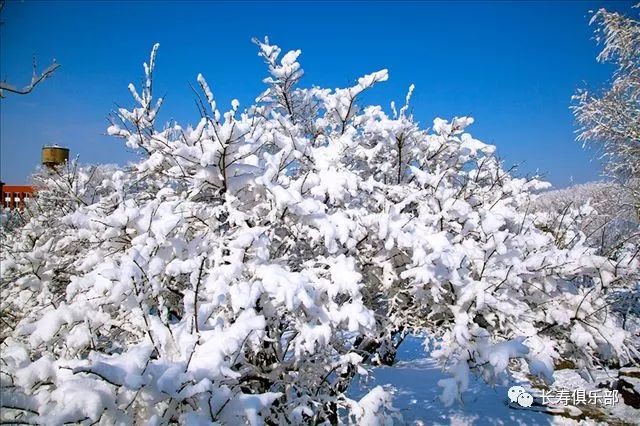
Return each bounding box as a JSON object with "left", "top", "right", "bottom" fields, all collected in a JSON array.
[{"left": 1, "top": 1, "right": 635, "bottom": 186}]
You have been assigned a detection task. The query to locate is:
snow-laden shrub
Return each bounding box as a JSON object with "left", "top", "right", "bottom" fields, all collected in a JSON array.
[
  {"left": 1, "top": 40, "right": 638, "bottom": 423},
  {"left": 533, "top": 181, "right": 638, "bottom": 254},
  {"left": 533, "top": 182, "right": 640, "bottom": 334},
  {"left": 344, "top": 114, "right": 640, "bottom": 404},
  {"left": 1, "top": 162, "right": 119, "bottom": 342}
]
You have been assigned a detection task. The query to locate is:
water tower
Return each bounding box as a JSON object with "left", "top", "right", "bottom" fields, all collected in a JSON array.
[{"left": 41, "top": 145, "right": 70, "bottom": 168}]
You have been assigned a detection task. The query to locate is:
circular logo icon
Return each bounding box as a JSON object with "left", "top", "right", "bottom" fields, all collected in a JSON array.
[{"left": 508, "top": 385, "right": 533, "bottom": 407}]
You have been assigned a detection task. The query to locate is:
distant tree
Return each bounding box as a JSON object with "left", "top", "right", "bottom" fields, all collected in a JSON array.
[
  {"left": 533, "top": 181, "right": 640, "bottom": 331},
  {"left": 572, "top": 4, "right": 640, "bottom": 213},
  {"left": 0, "top": 1, "right": 60, "bottom": 98},
  {"left": 533, "top": 181, "right": 638, "bottom": 256}
]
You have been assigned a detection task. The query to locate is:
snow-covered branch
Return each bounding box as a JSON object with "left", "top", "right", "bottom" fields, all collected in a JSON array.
[
  {"left": 0, "top": 57, "right": 60, "bottom": 98},
  {"left": 572, "top": 5, "right": 640, "bottom": 210}
]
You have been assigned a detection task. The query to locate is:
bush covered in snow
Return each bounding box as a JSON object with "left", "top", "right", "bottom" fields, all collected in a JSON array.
[
  {"left": 1, "top": 40, "right": 638, "bottom": 424},
  {"left": 1, "top": 162, "right": 119, "bottom": 335},
  {"left": 533, "top": 181, "right": 638, "bottom": 255},
  {"left": 533, "top": 182, "right": 640, "bottom": 334}
]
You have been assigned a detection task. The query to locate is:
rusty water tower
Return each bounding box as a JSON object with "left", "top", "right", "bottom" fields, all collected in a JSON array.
[{"left": 41, "top": 145, "right": 70, "bottom": 168}]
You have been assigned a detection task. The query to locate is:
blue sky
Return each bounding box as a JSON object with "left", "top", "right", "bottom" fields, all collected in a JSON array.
[{"left": 0, "top": 0, "right": 635, "bottom": 186}]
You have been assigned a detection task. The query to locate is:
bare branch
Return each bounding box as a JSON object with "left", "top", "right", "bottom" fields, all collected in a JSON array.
[{"left": 0, "top": 59, "right": 60, "bottom": 98}]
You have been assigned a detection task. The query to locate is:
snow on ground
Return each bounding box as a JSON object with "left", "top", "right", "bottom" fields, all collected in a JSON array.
[
  {"left": 349, "top": 335, "right": 638, "bottom": 425},
  {"left": 349, "top": 336, "right": 553, "bottom": 425},
  {"left": 548, "top": 368, "right": 640, "bottom": 425}
]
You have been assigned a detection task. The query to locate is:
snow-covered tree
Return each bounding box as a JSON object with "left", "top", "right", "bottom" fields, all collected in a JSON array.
[
  {"left": 345, "top": 117, "right": 639, "bottom": 404},
  {"left": 1, "top": 40, "right": 637, "bottom": 424},
  {"left": 1, "top": 161, "right": 118, "bottom": 341},
  {"left": 0, "top": 1, "right": 61, "bottom": 98},
  {"left": 572, "top": 4, "right": 640, "bottom": 212},
  {"left": 1, "top": 43, "right": 394, "bottom": 424},
  {"left": 533, "top": 181, "right": 638, "bottom": 255},
  {"left": 533, "top": 182, "right": 640, "bottom": 333}
]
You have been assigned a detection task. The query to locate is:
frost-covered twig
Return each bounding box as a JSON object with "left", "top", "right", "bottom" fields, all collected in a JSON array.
[{"left": 0, "top": 56, "right": 60, "bottom": 98}]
